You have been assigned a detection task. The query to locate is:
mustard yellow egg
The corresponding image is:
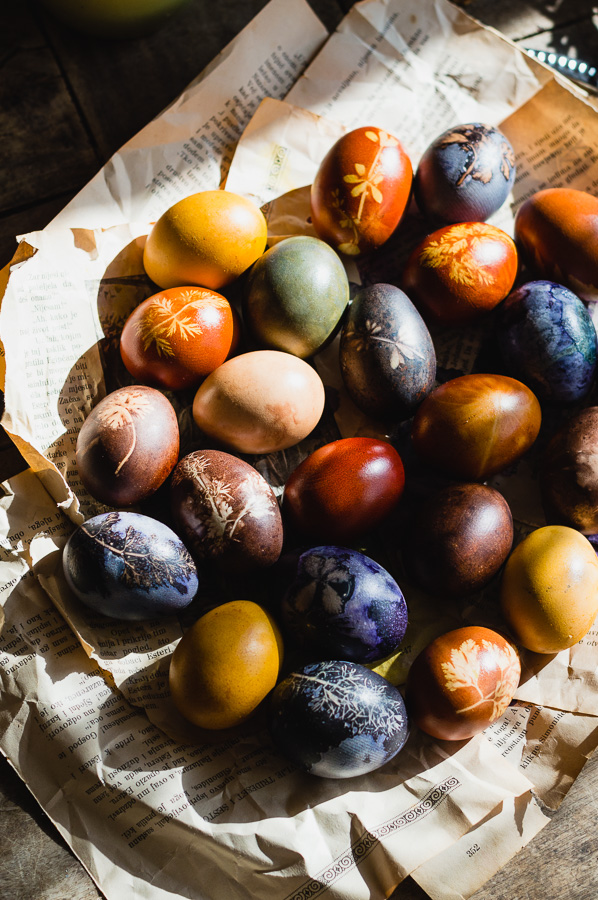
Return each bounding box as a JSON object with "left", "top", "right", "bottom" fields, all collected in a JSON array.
[
  {"left": 143, "top": 190, "right": 268, "bottom": 290},
  {"left": 500, "top": 525, "right": 598, "bottom": 654},
  {"left": 169, "top": 600, "right": 283, "bottom": 730}
]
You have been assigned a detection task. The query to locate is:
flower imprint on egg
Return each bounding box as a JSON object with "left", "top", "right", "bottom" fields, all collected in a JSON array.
[
  {"left": 419, "top": 223, "right": 510, "bottom": 287},
  {"left": 438, "top": 125, "right": 515, "bottom": 186},
  {"left": 441, "top": 638, "right": 520, "bottom": 721},
  {"left": 135, "top": 289, "right": 228, "bottom": 357},
  {"left": 95, "top": 388, "right": 153, "bottom": 475},
  {"left": 343, "top": 319, "right": 426, "bottom": 370}
]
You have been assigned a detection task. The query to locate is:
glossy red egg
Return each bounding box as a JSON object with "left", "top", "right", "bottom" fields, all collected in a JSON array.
[
  {"left": 405, "top": 626, "right": 521, "bottom": 740},
  {"left": 411, "top": 373, "right": 541, "bottom": 481},
  {"left": 282, "top": 437, "right": 405, "bottom": 543},
  {"left": 310, "top": 126, "right": 412, "bottom": 256},
  {"left": 402, "top": 222, "right": 518, "bottom": 326}
]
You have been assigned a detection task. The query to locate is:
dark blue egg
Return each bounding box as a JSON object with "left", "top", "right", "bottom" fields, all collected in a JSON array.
[
  {"left": 63, "top": 511, "right": 198, "bottom": 620},
  {"left": 281, "top": 546, "right": 408, "bottom": 663},
  {"left": 496, "top": 280, "right": 597, "bottom": 405},
  {"left": 268, "top": 659, "right": 409, "bottom": 778},
  {"left": 414, "top": 123, "right": 516, "bottom": 223}
]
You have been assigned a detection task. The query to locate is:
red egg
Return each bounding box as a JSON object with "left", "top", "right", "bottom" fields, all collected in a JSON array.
[
  {"left": 310, "top": 126, "right": 412, "bottom": 256},
  {"left": 120, "top": 286, "right": 237, "bottom": 391},
  {"left": 402, "top": 222, "right": 518, "bottom": 326},
  {"left": 282, "top": 437, "right": 405, "bottom": 543}
]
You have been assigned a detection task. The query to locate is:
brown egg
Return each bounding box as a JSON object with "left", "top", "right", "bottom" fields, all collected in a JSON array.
[
  {"left": 402, "top": 222, "right": 518, "bottom": 326},
  {"left": 76, "top": 385, "right": 179, "bottom": 507},
  {"left": 411, "top": 373, "right": 541, "bottom": 480},
  {"left": 310, "top": 126, "right": 412, "bottom": 256},
  {"left": 403, "top": 483, "right": 513, "bottom": 597},
  {"left": 514, "top": 188, "right": 598, "bottom": 302},
  {"left": 540, "top": 406, "right": 598, "bottom": 533},
  {"left": 405, "top": 626, "right": 521, "bottom": 740},
  {"left": 192, "top": 350, "right": 326, "bottom": 454},
  {"left": 170, "top": 449, "right": 283, "bottom": 572}
]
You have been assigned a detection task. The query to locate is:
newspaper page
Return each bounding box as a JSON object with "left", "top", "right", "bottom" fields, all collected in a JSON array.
[{"left": 2, "top": 0, "right": 598, "bottom": 898}]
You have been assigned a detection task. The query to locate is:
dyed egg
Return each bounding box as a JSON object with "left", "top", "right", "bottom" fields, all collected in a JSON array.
[
  {"left": 63, "top": 511, "right": 198, "bottom": 620},
  {"left": 282, "top": 437, "right": 405, "bottom": 543},
  {"left": 514, "top": 188, "right": 598, "bottom": 302},
  {"left": 192, "top": 350, "right": 325, "bottom": 454},
  {"left": 268, "top": 659, "right": 409, "bottom": 778},
  {"left": 143, "top": 190, "right": 267, "bottom": 290},
  {"left": 500, "top": 525, "right": 598, "bottom": 653},
  {"left": 414, "top": 123, "right": 516, "bottom": 224},
  {"left": 310, "top": 126, "right": 412, "bottom": 256},
  {"left": 402, "top": 222, "right": 518, "bottom": 326},
  {"left": 403, "top": 483, "right": 513, "bottom": 597},
  {"left": 120, "top": 286, "right": 237, "bottom": 391},
  {"left": 540, "top": 407, "right": 598, "bottom": 533},
  {"left": 170, "top": 449, "right": 283, "bottom": 573},
  {"left": 243, "top": 236, "right": 349, "bottom": 358},
  {"left": 339, "top": 283, "right": 436, "bottom": 421},
  {"left": 411, "top": 373, "right": 541, "bottom": 481},
  {"left": 281, "top": 546, "right": 408, "bottom": 663},
  {"left": 169, "top": 600, "right": 283, "bottom": 730},
  {"left": 405, "top": 626, "right": 520, "bottom": 740},
  {"left": 76, "top": 385, "right": 179, "bottom": 507},
  {"left": 497, "top": 280, "right": 597, "bottom": 405}
]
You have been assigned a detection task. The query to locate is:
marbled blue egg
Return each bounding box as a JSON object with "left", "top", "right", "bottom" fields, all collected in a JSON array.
[
  {"left": 497, "top": 279, "right": 597, "bottom": 405},
  {"left": 268, "top": 659, "right": 409, "bottom": 778},
  {"left": 63, "top": 511, "right": 198, "bottom": 620},
  {"left": 281, "top": 546, "right": 407, "bottom": 663}
]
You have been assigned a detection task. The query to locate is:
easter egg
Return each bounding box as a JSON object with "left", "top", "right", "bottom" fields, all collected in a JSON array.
[
  {"left": 514, "top": 188, "right": 598, "bottom": 302},
  {"left": 143, "top": 190, "right": 267, "bottom": 290},
  {"left": 339, "top": 283, "right": 436, "bottom": 421},
  {"left": 500, "top": 525, "right": 598, "bottom": 653},
  {"left": 414, "top": 123, "right": 516, "bottom": 224},
  {"left": 76, "top": 385, "right": 179, "bottom": 507},
  {"left": 169, "top": 600, "right": 284, "bottom": 730},
  {"left": 403, "top": 483, "right": 513, "bottom": 597},
  {"left": 170, "top": 449, "right": 283, "bottom": 573},
  {"left": 310, "top": 126, "right": 412, "bottom": 256},
  {"left": 540, "top": 407, "right": 598, "bottom": 533},
  {"left": 192, "top": 350, "right": 325, "bottom": 454},
  {"left": 63, "top": 511, "right": 198, "bottom": 620},
  {"left": 243, "top": 236, "right": 349, "bottom": 358},
  {"left": 405, "top": 626, "right": 520, "bottom": 740},
  {"left": 282, "top": 437, "right": 405, "bottom": 543},
  {"left": 496, "top": 280, "right": 597, "bottom": 405},
  {"left": 268, "top": 659, "right": 409, "bottom": 778},
  {"left": 402, "top": 222, "right": 518, "bottom": 326},
  {"left": 411, "top": 373, "right": 541, "bottom": 481},
  {"left": 281, "top": 546, "right": 408, "bottom": 663}
]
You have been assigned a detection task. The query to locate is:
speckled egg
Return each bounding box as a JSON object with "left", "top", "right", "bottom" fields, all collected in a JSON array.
[
  {"left": 63, "top": 511, "right": 198, "bottom": 620},
  {"left": 170, "top": 449, "right": 283, "bottom": 573},
  {"left": 339, "top": 283, "right": 436, "bottom": 421},
  {"left": 192, "top": 350, "right": 325, "bottom": 454},
  {"left": 540, "top": 407, "right": 598, "bottom": 533},
  {"left": 405, "top": 626, "right": 520, "bottom": 740},
  {"left": 414, "top": 123, "right": 516, "bottom": 224},
  {"left": 243, "top": 236, "right": 349, "bottom": 358},
  {"left": 402, "top": 222, "right": 518, "bottom": 326},
  {"left": 281, "top": 546, "right": 408, "bottom": 663},
  {"left": 268, "top": 659, "right": 409, "bottom": 778},
  {"left": 311, "top": 126, "right": 413, "bottom": 256},
  {"left": 169, "top": 600, "right": 284, "bottom": 730},
  {"left": 496, "top": 280, "right": 597, "bottom": 405},
  {"left": 411, "top": 373, "right": 541, "bottom": 480},
  {"left": 76, "top": 385, "right": 179, "bottom": 507}
]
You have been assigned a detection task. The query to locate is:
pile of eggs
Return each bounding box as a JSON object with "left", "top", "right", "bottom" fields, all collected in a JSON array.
[{"left": 62, "top": 119, "right": 598, "bottom": 780}]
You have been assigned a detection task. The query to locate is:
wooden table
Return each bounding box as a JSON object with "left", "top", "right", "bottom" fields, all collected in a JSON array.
[{"left": 2, "top": 1, "right": 598, "bottom": 898}]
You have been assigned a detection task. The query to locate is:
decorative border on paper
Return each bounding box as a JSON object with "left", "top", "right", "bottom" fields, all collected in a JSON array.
[{"left": 283, "top": 776, "right": 461, "bottom": 900}]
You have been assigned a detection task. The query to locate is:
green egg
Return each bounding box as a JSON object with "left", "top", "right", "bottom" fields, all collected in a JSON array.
[{"left": 243, "top": 235, "right": 350, "bottom": 358}]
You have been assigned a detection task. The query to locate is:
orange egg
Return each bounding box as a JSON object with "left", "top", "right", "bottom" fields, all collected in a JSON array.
[{"left": 143, "top": 190, "right": 268, "bottom": 290}]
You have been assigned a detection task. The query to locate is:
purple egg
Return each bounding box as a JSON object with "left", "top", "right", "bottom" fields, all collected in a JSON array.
[{"left": 281, "top": 546, "right": 408, "bottom": 663}]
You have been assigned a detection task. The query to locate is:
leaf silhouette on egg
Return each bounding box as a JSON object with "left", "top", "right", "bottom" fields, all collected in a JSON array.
[
  {"left": 343, "top": 319, "right": 427, "bottom": 370},
  {"left": 418, "top": 223, "right": 509, "bottom": 287},
  {"left": 94, "top": 387, "right": 153, "bottom": 475},
  {"left": 437, "top": 125, "right": 508, "bottom": 187},
  {"left": 441, "top": 638, "right": 520, "bottom": 720},
  {"left": 134, "top": 288, "right": 228, "bottom": 357}
]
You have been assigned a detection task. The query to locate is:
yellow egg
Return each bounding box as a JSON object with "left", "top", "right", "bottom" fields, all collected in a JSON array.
[
  {"left": 169, "top": 600, "right": 283, "bottom": 730},
  {"left": 500, "top": 525, "right": 598, "bottom": 654},
  {"left": 143, "top": 190, "right": 268, "bottom": 290}
]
